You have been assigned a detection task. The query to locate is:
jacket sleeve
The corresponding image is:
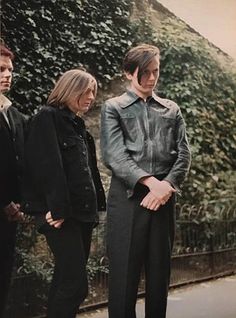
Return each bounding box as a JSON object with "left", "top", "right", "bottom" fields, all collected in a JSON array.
[
  {"left": 25, "top": 109, "right": 71, "bottom": 220},
  {"left": 164, "top": 108, "right": 191, "bottom": 191},
  {"left": 86, "top": 132, "right": 106, "bottom": 211},
  {"left": 100, "top": 102, "right": 150, "bottom": 191}
]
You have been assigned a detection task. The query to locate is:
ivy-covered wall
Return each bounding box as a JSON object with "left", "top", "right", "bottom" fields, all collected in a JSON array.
[
  {"left": 1, "top": 0, "right": 236, "bottom": 208},
  {"left": 1, "top": 0, "right": 137, "bottom": 113},
  {"left": 2, "top": 2, "right": 236, "bottom": 313},
  {"left": 154, "top": 17, "right": 236, "bottom": 206}
]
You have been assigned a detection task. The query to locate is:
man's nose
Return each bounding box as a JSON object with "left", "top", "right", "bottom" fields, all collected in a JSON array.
[
  {"left": 3, "top": 69, "right": 12, "bottom": 78},
  {"left": 88, "top": 91, "right": 95, "bottom": 100},
  {"left": 149, "top": 72, "right": 156, "bottom": 80}
]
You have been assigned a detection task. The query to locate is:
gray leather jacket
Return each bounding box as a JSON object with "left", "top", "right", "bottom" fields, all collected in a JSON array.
[{"left": 100, "top": 90, "right": 191, "bottom": 197}]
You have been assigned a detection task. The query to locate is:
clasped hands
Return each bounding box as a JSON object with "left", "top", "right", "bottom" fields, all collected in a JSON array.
[{"left": 139, "top": 176, "right": 176, "bottom": 211}]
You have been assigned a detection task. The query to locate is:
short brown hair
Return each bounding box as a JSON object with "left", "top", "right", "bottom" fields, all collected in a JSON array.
[
  {"left": 123, "top": 44, "right": 160, "bottom": 84},
  {"left": 0, "top": 44, "right": 14, "bottom": 60}
]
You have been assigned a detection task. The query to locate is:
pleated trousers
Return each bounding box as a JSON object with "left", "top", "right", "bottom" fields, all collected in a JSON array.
[{"left": 107, "top": 177, "right": 175, "bottom": 318}]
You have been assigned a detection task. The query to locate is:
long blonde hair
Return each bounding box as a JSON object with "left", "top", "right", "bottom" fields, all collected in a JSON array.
[{"left": 47, "top": 69, "right": 97, "bottom": 107}]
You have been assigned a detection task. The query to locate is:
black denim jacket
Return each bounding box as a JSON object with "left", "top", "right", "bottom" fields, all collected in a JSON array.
[
  {"left": 100, "top": 90, "right": 191, "bottom": 197},
  {"left": 23, "top": 105, "right": 106, "bottom": 222}
]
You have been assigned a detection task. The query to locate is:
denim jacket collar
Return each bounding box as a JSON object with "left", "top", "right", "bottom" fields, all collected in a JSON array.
[{"left": 56, "top": 105, "right": 85, "bottom": 125}]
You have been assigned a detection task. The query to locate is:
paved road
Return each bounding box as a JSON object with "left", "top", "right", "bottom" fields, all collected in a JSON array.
[{"left": 78, "top": 275, "right": 236, "bottom": 318}]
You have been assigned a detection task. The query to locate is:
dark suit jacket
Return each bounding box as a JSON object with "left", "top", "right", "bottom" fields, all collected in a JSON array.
[{"left": 0, "top": 106, "right": 26, "bottom": 211}]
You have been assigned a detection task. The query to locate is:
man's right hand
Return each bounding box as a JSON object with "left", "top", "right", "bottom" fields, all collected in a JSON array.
[
  {"left": 139, "top": 176, "right": 176, "bottom": 211},
  {"left": 140, "top": 191, "right": 162, "bottom": 211},
  {"left": 3, "top": 202, "right": 24, "bottom": 222}
]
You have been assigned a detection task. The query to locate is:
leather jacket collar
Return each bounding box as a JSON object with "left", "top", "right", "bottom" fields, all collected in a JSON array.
[{"left": 120, "top": 90, "right": 172, "bottom": 109}]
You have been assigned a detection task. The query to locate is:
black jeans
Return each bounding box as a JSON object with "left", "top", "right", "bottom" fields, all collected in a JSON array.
[
  {"left": 0, "top": 218, "right": 17, "bottom": 318},
  {"left": 40, "top": 219, "right": 94, "bottom": 318},
  {"left": 107, "top": 177, "right": 176, "bottom": 318}
]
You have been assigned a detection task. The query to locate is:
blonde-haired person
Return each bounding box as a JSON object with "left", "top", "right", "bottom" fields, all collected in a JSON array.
[{"left": 23, "top": 69, "right": 106, "bottom": 318}]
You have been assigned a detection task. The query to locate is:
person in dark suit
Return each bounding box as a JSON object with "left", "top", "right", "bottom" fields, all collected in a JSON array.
[
  {"left": 23, "top": 69, "right": 106, "bottom": 318},
  {"left": 100, "top": 44, "right": 191, "bottom": 318},
  {"left": 0, "top": 43, "right": 25, "bottom": 317}
]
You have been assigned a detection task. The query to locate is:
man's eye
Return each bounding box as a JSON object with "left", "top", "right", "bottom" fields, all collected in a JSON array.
[{"left": 0, "top": 67, "right": 5, "bottom": 72}]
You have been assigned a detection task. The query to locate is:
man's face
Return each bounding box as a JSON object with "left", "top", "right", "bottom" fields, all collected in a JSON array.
[
  {"left": 67, "top": 87, "right": 95, "bottom": 115},
  {"left": 0, "top": 55, "right": 13, "bottom": 93},
  {"left": 126, "top": 56, "right": 160, "bottom": 99}
]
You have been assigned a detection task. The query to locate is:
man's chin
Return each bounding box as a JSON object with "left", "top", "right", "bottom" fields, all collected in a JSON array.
[{"left": 0, "top": 87, "right": 11, "bottom": 94}]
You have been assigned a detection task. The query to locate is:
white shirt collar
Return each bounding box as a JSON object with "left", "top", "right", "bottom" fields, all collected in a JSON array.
[{"left": 0, "top": 94, "right": 12, "bottom": 113}]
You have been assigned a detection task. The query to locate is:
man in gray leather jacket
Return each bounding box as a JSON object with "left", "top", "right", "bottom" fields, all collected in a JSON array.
[{"left": 100, "top": 44, "right": 191, "bottom": 318}]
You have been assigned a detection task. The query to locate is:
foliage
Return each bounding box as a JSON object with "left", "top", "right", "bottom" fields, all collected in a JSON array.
[
  {"left": 87, "top": 256, "right": 109, "bottom": 281},
  {"left": 1, "top": 0, "right": 136, "bottom": 114},
  {"left": 2, "top": 0, "right": 236, "bottom": 299},
  {"left": 153, "top": 18, "right": 236, "bottom": 206},
  {"left": 15, "top": 222, "right": 53, "bottom": 283},
  {"left": 2, "top": 0, "right": 236, "bottom": 206}
]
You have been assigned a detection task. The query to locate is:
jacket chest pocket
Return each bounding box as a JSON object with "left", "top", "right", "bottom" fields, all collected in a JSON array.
[
  {"left": 158, "top": 116, "right": 176, "bottom": 133},
  {"left": 120, "top": 114, "right": 140, "bottom": 142},
  {"left": 59, "top": 136, "right": 88, "bottom": 166},
  {"left": 154, "top": 116, "right": 176, "bottom": 150}
]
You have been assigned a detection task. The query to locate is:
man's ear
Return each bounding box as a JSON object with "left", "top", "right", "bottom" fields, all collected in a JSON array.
[{"left": 124, "top": 72, "right": 133, "bottom": 80}]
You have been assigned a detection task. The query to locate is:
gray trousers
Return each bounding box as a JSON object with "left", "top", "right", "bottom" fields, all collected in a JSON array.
[{"left": 107, "top": 177, "right": 175, "bottom": 318}]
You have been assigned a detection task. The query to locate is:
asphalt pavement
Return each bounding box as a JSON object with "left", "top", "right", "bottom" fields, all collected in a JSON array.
[{"left": 78, "top": 275, "right": 236, "bottom": 318}]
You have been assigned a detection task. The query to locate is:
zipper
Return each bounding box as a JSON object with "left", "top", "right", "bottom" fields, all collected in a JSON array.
[{"left": 144, "top": 102, "right": 153, "bottom": 172}]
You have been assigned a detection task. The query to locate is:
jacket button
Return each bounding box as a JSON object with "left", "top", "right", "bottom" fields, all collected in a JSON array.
[
  {"left": 84, "top": 167, "right": 88, "bottom": 172},
  {"left": 16, "top": 155, "right": 19, "bottom": 160},
  {"left": 63, "top": 142, "right": 67, "bottom": 147},
  {"left": 85, "top": 204, "right": 89, "bottom": 208}
]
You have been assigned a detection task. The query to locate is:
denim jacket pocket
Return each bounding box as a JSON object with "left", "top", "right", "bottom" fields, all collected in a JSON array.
[
  {"left": 59, "top": 136, "right": 87, "bottom": 168},
  {"left": 59, "top": 136, "right": 82, "bottom": 149}
]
